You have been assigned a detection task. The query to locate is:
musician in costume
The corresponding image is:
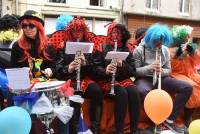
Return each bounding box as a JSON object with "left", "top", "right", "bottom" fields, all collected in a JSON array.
[
  {"left": 10, "top": 10, "right": 57, "bottom": 134},
  {"left": 132, "top": 23, "right": 192, "bottom": 133},
  {"left": 11, "top": 10, "right": 56, "bottom": 81},
  {"left": 92, "top": 23, "right": 141, "bottom": 134},
  {"left": 170, "top": 25, "right": 200, "bottom": 126},
  {"left": 55, "top": 16, "right": 103, "bottom": 134}
]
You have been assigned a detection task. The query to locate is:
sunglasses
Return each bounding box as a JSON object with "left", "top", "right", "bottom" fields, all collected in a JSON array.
[{"left": 21, "top": 24, "right": 36, "bottom": 29}]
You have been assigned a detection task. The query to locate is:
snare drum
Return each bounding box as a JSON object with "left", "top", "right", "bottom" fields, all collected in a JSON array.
[
  {"left": 31, "top": 81, "right": 66, "bottom": 134},
  {"left": 33, "top": 81, "right": 66, "bottom": 107}
]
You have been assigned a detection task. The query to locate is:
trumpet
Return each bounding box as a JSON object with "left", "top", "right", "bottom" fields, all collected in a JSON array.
[{"left": 109, "top": 40, "right": 118, "bottom": 95}]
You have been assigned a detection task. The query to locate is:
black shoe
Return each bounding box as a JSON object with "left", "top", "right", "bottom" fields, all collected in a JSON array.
[{"left": 163, "top": 121, "right": 184, "bottom": 134}]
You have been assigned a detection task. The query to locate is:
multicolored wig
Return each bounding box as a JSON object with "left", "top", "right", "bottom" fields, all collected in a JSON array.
[
  {"left": 18, "top": 19, "right": 49, "bottom": 61},
  {"left": 106, "top": 22, "right": 130, "bottom": 47},
  {"left": 144, "top": 23, "right": 172, "bottom": 49},
  {"left": 65, "top": 16, "right": 89, "bottom": 41},
  {"left": 55, "top": 15, "right": 73, "bottom": 31},
  {"left": 171, "top": 25, "right": 193, "bottom": 45}
]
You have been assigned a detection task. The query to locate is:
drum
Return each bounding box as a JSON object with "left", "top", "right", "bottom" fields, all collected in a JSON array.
[
  {"left": 32, "top": 81, "right": 66, "bottom": 134},
  {"left": 33, "top": 81, "right": 66, "bottom": 107}
]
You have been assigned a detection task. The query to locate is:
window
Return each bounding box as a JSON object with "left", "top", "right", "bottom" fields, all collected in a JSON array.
[
  {"left": 85, "top": 18, "right": 112, "bottom": 35},
  {"left": 44, "top": 17, "right": 57, "bottom": 35},
  {"left": 179, "top": 0, "right": 189, "bottom": 13},
  {"left": 146, "top": 0, "right": 158, "bottom": 10},
  {"left": 93, "top": 20, "right": 112, "bottom": 35},
  {"left": 90, "top": 0, "right": 105, "bottom": 7},
  {"left": 48, "top": 0, "right": 66, "bottom": 3}
]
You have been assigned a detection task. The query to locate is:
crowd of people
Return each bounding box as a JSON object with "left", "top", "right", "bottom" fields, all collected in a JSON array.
[{"left": 1, "top": 10, "right": 200, "bottom": 134}]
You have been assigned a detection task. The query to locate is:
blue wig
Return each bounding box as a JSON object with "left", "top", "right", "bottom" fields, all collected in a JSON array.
[
  {"left": 55, "top": 15, "right": 73, "bottom": 31},
  {"left": 144, "top": 23, "right": 172, "bottom": 49}
]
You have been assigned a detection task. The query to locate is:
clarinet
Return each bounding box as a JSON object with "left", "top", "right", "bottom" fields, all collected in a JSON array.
[
  {"left": 75, "top": 39, "right": 82, "bottom": 93},
  {"left": 153, "top": 48, "right": 161, "bottom": 86},
  {"left": 109, "top": 40, "right": 118, "bottom": 95},
  {"left": 75, "top": 51, "right": 81, "bottom": 92}
]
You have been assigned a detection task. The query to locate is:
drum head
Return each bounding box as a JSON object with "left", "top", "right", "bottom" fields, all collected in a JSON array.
[{"left": 32, "top": 81, "right": 65, "bottom": 91}]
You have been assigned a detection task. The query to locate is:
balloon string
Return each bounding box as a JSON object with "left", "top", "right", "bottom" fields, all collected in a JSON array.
[{"left": 154, "top": 125, "right": 157, "bottom": 134}]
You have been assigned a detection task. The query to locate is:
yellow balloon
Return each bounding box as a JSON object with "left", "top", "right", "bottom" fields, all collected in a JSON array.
[{"left": 189, "top": 119, "right": 200, "bottom": 134}]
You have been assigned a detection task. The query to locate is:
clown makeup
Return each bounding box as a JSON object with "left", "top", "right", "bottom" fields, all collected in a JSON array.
[
  {"left": 71, "top": 29, "right": 85, "bottom": 42},
  {"left": 111, "top": 28, "right": 122, "bottom": 42}
]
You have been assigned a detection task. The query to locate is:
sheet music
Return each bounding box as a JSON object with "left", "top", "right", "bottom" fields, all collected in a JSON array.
[
  {"left": 105, "top": 51, "right": 129, "bottom": 60},
  {"left": 65, "top": 42, "right": 94, "bottom": 54},
  {"left": 5, "top": 67, "right": 31, "bottom": 91}
]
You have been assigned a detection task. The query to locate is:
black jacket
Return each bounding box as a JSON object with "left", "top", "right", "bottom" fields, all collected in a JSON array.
[
  {"left": 10, "top": 39, "right": 56, "bottom": 75},
  {"left": 92, "top": 44, "right": 136, "bottom": 81},
  {"left": 55, "top": 43, "right": 93, "bottom": 81}
]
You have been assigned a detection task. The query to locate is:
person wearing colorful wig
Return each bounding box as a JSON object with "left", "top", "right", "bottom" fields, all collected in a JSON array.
[
  {"left": 55, "top": 15, "right": 73, "bottom": 31},
  {"left": 132, "top": 23, "right": 193, "bottom": 133},
  {"left": 170, "top": 25, "right": 200, "bottom": 127},
  {"left": 92, "top": 23, "right": 141, "bottom": 134},
  {"left": 11, "top": 10, "right": 56, "bottom": 79},
  {"left": 55, "top": 16, "right": 103, "bottom": 134},
  {"left": 10, "top": 10, "right": 57, "bottom": 134}
]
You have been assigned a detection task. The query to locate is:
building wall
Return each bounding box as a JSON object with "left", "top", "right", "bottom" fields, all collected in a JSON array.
[
  {"left": 2, "top": 0, "right": 13, "bottom": 16},
  {"left": 124, "top": 0, "right": 200, "bottom": 21},
  {"left": 15, "top": 0, "right": 120, "bottom": 34},
  {"left": 127, "top": 14, "right": 200, "bottom": 43},
  {"left": 16, "top": 0, "right": 120, "bottom": 18}
]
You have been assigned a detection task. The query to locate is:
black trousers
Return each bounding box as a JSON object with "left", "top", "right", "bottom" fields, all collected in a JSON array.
[
  {"left": 111, "top": 85, "right": 141, "bottom": 133},
  {"left": 69, "top": 82, "right": 103, "bottom": 134},
  {"left": 135, "top": 76, "right": 193, "bottom": 121}
]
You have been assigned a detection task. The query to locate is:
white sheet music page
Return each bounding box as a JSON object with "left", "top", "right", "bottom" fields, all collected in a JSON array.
[
  {"left": 5, "top": 67, "right": 31, "bottom": 91},
  {"left": 105, "top": 51, "right": 129, "bottom": 60},
  {"left": 65, "top": 41, "right": 94, "bottom": 54}
]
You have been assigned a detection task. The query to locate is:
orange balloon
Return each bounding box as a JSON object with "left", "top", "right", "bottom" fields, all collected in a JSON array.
[{"left": 144, "top": 89, "right": 173, "bottom": 125}]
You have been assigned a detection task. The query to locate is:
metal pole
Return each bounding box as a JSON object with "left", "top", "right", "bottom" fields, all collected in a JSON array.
[
  {"left": 119, "top": 0, "right": 124, "bottom": 24},
  {"left": 16, "top": 0, "right": 19, "bottom": 15}
]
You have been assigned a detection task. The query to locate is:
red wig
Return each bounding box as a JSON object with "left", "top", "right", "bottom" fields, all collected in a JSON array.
[
  {"left": 106, "top": 22, "right": 130, "bottom": 47},
  {"left": 18, "top": 19, "right": 50, "bottom": 62},
  {"left": 65, "top": 16, "right": 89, "bottom": 41},
  {"left": 105, "top": 22, "right": 117, "bottom": 45}
]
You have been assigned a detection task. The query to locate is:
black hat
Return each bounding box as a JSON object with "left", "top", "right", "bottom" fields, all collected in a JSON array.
[{"left": 19, "top": 10, "right": 44, "bottom": 26}]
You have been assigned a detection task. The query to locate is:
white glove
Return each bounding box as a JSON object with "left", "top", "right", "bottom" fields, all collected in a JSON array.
[{"left": 44, "top": 68, "right": 53, "bottom": 78}]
